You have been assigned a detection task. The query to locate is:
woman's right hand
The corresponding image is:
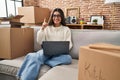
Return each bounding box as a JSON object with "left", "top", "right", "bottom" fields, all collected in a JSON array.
[{"left": 42, "top": 18, "right": 48, "bottom": 30}]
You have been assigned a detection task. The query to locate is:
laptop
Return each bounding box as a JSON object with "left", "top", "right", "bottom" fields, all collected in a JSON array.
[{"left": 42, "top": 41, "right": 69, "bottom": 56}]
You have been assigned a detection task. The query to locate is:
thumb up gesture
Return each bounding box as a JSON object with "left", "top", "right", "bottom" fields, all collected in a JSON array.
[{"left": 42, "top": 18, "right": 48, "bottom": 30}]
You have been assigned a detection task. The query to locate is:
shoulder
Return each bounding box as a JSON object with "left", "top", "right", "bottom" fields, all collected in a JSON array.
[
  {"left": 62, "top": 26, "right": 71, "bottom": 31},
  {"left": 60, "top": 26, "right": 71, "bottom": 35}
]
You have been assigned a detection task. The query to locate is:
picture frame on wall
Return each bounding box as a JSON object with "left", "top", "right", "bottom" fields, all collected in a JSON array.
[
  {"left": 65, "top": 7, "right": 80, "bottom": 24},
  {"left": 65, "top": 7, "right": 80, "bottom": 18},
  {"left": 90, "top": 15, "right": 104, "bottom": 25}
]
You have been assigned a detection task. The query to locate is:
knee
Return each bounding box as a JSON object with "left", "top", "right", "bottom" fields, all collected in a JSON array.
[
  {"left": 65, "top": 55, "right": 72, "bottom": 64},
  {"left": 60, "top": 55, "right": 72, "bottom": 64},
  {"left": 63, "top": 55, "right": 72, "bottom": 60},
  {"left": 26, "top": 53, "right": 37, "bottom": 59}
]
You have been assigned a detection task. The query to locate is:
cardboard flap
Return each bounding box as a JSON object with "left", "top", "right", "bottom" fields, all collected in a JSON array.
[
  {"left": 89, "top": 43, "right": 120, "bottom": 51},
  {"left": 12, "top": 15, "right": 24, "bottom": 19}
]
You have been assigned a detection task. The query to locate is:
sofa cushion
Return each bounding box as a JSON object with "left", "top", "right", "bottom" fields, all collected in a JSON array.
[
  {"left": 0, "top": 64, "right": 19, "bottom": 77},
  {"left": 70, "top": 29, "right": 120, "bottom": 59},
  {"left": 0, "top": 56, "right": 51, "bottom": 78},
  {"left": 39, "top": 59, "right": 78, "bottom": 80},
  {"left": 0, "top": 56, "right": 24, "bottom": 76},
  {"left": 0, "top": 73, "right": 17, "bottom": 80}
]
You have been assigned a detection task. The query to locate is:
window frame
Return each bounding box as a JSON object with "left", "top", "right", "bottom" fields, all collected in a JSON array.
[{"left": 0, "top": 0, "right": 23, "bottom": 18}]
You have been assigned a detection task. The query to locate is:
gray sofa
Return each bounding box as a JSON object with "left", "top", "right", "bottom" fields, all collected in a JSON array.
[{"left": 0, "top": 27, "right": 120, "bottom": 80}]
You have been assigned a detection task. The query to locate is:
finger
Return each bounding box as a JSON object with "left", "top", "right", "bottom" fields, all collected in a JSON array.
[
  {"left": 48, "top": 11, "right": 53, "bottom": 23},
  {"left": 43, "top": 18, "right": 47, "bottom": 23},
  {"left": 48, "top": 15, "right": 51, "bottom": 24}
]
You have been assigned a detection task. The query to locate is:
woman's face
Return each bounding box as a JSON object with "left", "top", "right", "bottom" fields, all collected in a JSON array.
[{"left": 52, "top": 11, "right": 61, "bottom": 27}]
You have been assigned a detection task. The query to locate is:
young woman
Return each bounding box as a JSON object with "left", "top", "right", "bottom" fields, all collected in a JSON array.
[{"left": 17, "top": 8, "right": 73, "bottom": 80}]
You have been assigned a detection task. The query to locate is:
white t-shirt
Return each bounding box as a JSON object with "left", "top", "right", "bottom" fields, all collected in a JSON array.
[{"left": 37, "top": 25, "right": 73, "bottom": 50}]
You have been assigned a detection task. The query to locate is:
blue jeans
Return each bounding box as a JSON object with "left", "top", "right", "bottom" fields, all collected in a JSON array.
[{"left": 17, "top": 50, "right": 72, "bottom": 80}]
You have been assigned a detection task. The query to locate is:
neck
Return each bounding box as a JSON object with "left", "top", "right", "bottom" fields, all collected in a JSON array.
[{"left": 54, "top": 24, "right": 61, "bottom": 27}]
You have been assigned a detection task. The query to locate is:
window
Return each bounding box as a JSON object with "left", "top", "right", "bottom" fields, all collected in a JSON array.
[{"left": 0, "top": 0, "right": 23, "bottom": 17}]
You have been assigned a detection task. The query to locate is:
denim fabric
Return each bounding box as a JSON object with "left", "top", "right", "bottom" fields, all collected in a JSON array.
[{"left": 17, "top": 49, "right": 72, "bottom": 80}]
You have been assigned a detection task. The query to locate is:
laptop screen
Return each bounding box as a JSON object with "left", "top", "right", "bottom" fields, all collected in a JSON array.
[{"left": 42, "top": 41, "right": 69, "bottom": 56}]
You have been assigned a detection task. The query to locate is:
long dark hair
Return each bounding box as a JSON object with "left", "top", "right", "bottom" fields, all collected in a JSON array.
[{"left": 48, "top": 8, "right": 66, "bottom": 26}]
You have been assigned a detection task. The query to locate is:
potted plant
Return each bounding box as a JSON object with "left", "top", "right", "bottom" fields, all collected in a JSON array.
[
  {"left": 92, "top": 19, "right": 98, "bottom": 25},
  {"left": 79, "top": 18, "right": 84, "bottom": 25}
]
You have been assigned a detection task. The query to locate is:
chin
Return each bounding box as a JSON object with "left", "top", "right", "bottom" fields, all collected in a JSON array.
[{"left": 54, "top": 22, "right": 60, "bottom": 24}]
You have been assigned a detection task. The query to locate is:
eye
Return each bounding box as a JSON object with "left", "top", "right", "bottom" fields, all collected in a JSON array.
[{"left": 53, "top": 14, "right": 61, "bottom": 18}]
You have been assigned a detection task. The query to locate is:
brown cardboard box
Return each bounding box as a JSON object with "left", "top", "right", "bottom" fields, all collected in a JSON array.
[
  {"left": 23, "top": 28, "right": 34, "bottom": 55},
  {"left": 18, "top": 6, "right": 50, "bottom": 24},
  {"left": 0, "top": 28, "right": 34, "bottom": 59},
  {"left": 78, "top": 46, "right": 120, "bottom": 80}
]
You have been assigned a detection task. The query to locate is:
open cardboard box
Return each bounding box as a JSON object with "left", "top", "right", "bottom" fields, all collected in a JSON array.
[
  {"left": 79, "top": 45, "right": 120, "bottom": 80},
  {"left": 10, "top": 15, "right": 24, "bottom": 28},
  {"left": 11, "top": 15, "right": 24, "bottom": 22}
]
